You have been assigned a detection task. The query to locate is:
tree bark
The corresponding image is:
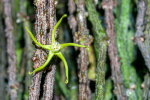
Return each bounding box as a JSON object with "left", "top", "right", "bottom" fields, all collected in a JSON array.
[
  {"left": 102, "top": 0, "right": 127, "bottom": 99},
  {"left": 43, "top": 0, "right": 56, "bottom": 99},
  {"left": 3, "top": 0, "right": 18, "bottom": 100},
  {"left": 29, "top": 0, "right": 57, "bottom": 99},
  {"left": 135, "top": 0, "right": 149, "bottom": 71},
  {"left": 29, "top": 0, "right": 47, "bottom": 99},
  {"left": 75, "top": 0, "right": 92, "bottom": 100},
  {"left": 85, "top": 0, "right": 107, "bottom": 99},
  {"left": 115, "top": 0, "right": 142, "bottom": 99}
]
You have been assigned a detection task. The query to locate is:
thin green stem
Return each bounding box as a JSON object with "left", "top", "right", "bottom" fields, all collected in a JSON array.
[
  {"left": 25, "top": 26, "right": 50, "bottom": 50},
  {"left": 51, "top": 14, "right": 67, "bottom": 43},
  {"left": 29, "top": 51, "right": 54, "bottom": 74},
  {"left": 55, "top": 52, "right": 69, "bottom": 84},
  {"left": 60, "top": 43, "right": 88, "bottom": 50}
]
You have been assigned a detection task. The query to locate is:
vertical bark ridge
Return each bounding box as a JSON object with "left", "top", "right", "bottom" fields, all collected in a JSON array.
[
  {"left": 3, "top": 0, "right": 18, "bottom": 99},
  {"left": 102, "top": 0, "right": 127, "bottom": 99},
  {"left": 76, "top": 0, "right": 92, "bottom": 100},
  {"left": 29, "top": 0, "right": 47, "bottom": 99}
]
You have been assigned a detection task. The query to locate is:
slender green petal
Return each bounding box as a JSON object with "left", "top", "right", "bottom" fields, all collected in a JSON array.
[
  {"left": 52, "top": 14, "right": 67, "bottom": 43},
  {"left": 56, "top": 52, "right": 69, "bottom": 84},
  {"left": 60, "top": 43, "right": 89, "bottom": 51},
  {"left": 25, "top": 26, "right": 50, "bottom": 50},
  {"left": 29, "top": 51, "right": 54, "bottom": 74}
]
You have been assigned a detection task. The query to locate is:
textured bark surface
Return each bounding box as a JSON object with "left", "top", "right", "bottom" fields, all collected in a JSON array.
[
  {"left": 29, "top": 0, "right": 47, "bottom": 99},
  {"left": 29, "top": 72, "right": 42, "bottom": 100},
  {"left": 135, "top": 0, "right": 149, "bottom": 71},
  {"left": 69, "top": 0, "right": 91, "bottom": 99},
  {"left": 29, "top": 0, "right": 57, "bottom": 99},
  {"left": 3, "top": 0, "right": 18, "bottom": 100},
  {"left": 102, "top": 0, "right": 127, "bottom": 99},
  {"left": 142, "top": 1, "right": 150, "bottom": 99},
  {"left": 68, "top": 0, "right": 77, "bottom": 33},
  {"left": 43, "top": 66, "right": 56, "bottom": 100},
  {"left": 46, "top": 0, "right": 57, "bottom": 44},
  {"left": 115, "top": 0, "right": 142, "bottom": 99},
  {"left": 43, "top": 0, "right": 56, "bottom": 99},
  {"left": 85, "top": 0, "right": 107, "bottom": 99},
  {"left": 76, "top": 0, "right": 91, "bottom": 100}
]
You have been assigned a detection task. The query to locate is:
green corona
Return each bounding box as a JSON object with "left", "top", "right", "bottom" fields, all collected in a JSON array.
[{"left": 25, "top": 14, "right": 89, "bottom": 84}]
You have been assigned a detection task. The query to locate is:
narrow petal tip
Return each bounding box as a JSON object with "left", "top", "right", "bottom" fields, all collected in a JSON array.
[
  {"left": 65, "top": 79, "right": 68, "bottom": 84},
  {"left": 63, "top": 14, "right": 67, "bottom": 17},
  {"left": 86, "top": 47, "right": 90, "bottom": 51},
  {"left": 28, "top": 72, "right": 33, "bottom": 75}
]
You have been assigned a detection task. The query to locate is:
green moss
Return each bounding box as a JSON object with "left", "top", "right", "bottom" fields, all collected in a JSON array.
[
  {"left": 115, "top": 0, "right": 142, "bottom": 99},
  {"left": 85, "top": 0, "right": 107, "bottom": 99}
]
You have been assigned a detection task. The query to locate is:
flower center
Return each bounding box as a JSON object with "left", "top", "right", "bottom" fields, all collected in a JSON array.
[{"left": 51, "top": 42, "right": 61, "bottom": 52}]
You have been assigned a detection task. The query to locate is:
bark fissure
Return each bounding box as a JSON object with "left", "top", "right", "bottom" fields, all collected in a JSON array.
[
  {"left": 43, "top": 0, "right": 56, "bottom": 99},
  {"left": 102, "top": 0, "right": 127, "bottom": 99},
  {"left": 29, "top": 0, "right": 47, "bottom": 99},
  {"left": 29, "top": 0, "right": 57, "bottom": 99}
]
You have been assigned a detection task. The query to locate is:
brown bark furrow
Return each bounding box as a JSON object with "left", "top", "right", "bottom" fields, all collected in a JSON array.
[
  {"left": 68, "top": 0, "right": 77, "bottom": 33},
  {"left": 47, "top": 0, "right": 56, "bottom": 44},
  {"left": 29, "top": 0, "right": 47, "bottom": 99},
  {"left": 76, "top": 0, "right": 91, "bottom": 100},
  {"left": 43, "top": 0, "right": 56, "bottom": 99},
  {"left": 43, "top": 65, "right": 56, "bottom": 100},
  {"left": 102, "top": 0, "right": 127, "bottom": 100}
]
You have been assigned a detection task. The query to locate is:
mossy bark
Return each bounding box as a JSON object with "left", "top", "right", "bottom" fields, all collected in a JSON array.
[
  {"left": 85, "top": 0, "right": 107, "bottom": 99},
  {"left": 115, "top": 0, "right": 142, "bottom": 99}
]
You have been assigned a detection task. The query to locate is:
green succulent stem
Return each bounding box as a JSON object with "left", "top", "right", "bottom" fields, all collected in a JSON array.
[
  {"left": 55, "top": 52, "right": 68, "bottom": 84},
  {"left": 60, "top": 43, "right": 88, "bottom": 50},
  {"left": 25, "top": 26, "right": 50, "bottom": 50},
  {"left": 25, "top": 14, "right": 88, "bottom": 84},
  {"left": 52, "top": 14, "right": 67, "bottom": 43}
]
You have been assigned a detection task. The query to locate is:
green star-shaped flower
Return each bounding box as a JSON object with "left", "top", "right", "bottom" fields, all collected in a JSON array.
[{"left": 25, "top": 14, "right": 89, "bottom": 84}]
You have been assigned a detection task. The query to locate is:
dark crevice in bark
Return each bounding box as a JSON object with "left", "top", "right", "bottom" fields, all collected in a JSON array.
[
  {"left": 43, "top": 0, "right": 56, "bottom": 100},
  {"left": 29, "top": 0, "right": 57, "bottom": 99},
  {"left": 135, "top": 0, "right": 150, "bottom": 71},
  {"left": 29, "top": 0, "right": 47, "bottom": 99}
]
